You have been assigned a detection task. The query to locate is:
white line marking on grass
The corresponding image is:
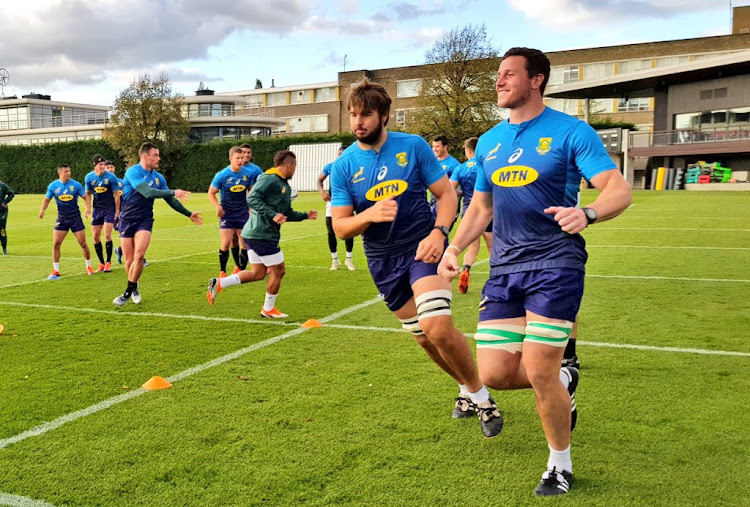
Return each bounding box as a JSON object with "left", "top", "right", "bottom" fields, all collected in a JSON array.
[
  {"left": 589, "top": 245, "right": 750, "bottom": 251},
  {"left": 0, "top": 492, "right": 56, "bottom": 507},
  {"left": 0, "top": 250, "right": 215, "bottom": 290},
  {"left": 0, "top": 297, "right": 381, "bottom": 452},
  {"left": 0, "top": 302, "right": 299, "bottom": 328},
  {"left": 590, "top": 227, "right": 749, "bottom": 232},
  {"left": 586, "top": 274, "right": 750, "bottom": 283},
  {"left": 579, "top": 340, "right": 750, "bottom": 357}
]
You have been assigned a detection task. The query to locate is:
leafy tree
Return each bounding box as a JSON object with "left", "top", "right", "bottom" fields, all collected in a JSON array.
[
  {"left": 408, "top": 24, "right": 500, "bottom": 158},
  {"left": 104, "top": 72, "right": 189, "bottom": 176}
]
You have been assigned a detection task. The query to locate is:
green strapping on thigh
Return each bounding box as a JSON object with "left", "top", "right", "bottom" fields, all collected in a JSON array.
[
  {"left": 527, "top": 322, "right": 572, "bottom": 334},
  {"left": 524, "top": 333, "right": 569, "bottom": 343}
]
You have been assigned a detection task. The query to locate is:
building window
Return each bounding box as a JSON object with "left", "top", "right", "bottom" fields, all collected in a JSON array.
[
  {"left": 546, "top": 98, "right": 578, "bottom": 115},
  {"left": 396, "top": 79, "right": 422, "bottom": 98},
  {"left": 315, "top": 87, "right": 336, "bottom": 102},
  {"left": 617, "top": 97, "right": 650, "bottom": 112},
  {"left": 290, "top": 89, "right": 312, "bottom": 105},
  {"left": 395, "top": 109, "right": 406, "bottom": 125},
  {"left": 267, "top": 92, "right": 287, "bottom": 106},
  {"left": 582, "top": 63, "right": 614, "bottom": 81},
  {"left": 618, "top": 59, "right": 651, "bottom": 74},
  {"left": 563, "top": 66, "right": 579, "bottom": 84},
  {"left": 246, "top": 94, "right": 263, "bottom": 107},
  {"left": 590, "top": 99, "right": 614, "bottom": 114}
]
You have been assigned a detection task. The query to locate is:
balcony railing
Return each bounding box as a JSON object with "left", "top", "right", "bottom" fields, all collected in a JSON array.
[
  {"left": 630, "top": 127, "right": 750, "bottom": 148},
  {"left": 0, "top": 113, "right": 110, "bottom": 131}
]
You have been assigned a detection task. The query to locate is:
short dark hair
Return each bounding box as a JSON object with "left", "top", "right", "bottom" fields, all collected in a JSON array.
[
  {"left": 57, "top": 164, "right": 70, "bottom": 171},
  {"left": 347, "top": 78, "right": 391, "bottom": 124},
  {"left": 139, "top": 142, "right": 158, "bottom": 156},
  {"left": 274, "top": 150, "right": 296, "bottom": 167},
  {"left": 503, "top": 47, "right": 551, "bottom": 95},
  {"left": 433, "top": 135, "right": 449, "bottom": 147},
  {"left": 464, "top": 137, "right": 478, "bottom": 152},
  {"left": 240, "top": 144, "right": 252, "bottom": 151}
]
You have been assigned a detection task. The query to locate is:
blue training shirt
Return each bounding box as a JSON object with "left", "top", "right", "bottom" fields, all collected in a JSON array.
[
  {"left": 438, "top": 155, "right": 461, "bottom": 178},
  {"left": 330, "top": 132, "right": 444, "bottom": 259},
  {"left": 474, "top": 107, "right": 614, "bottom": 274},
  {"left": 45, "top": 179, "right": 85, "bottom": 220},
  {"left": 242, "top": 163, "right": 262, "bottom": 186},
  {"left": 84, "top": 171, "right": 121, "bottom": 211},
  {"left": 450, "top": 157, "right": 478, "bottom": 208},
  {"left": 211, "top": 165, "right": 257, "bottom": 215},
  {"left": 120, "top": 164, "right": 170, "bottom": 221}
]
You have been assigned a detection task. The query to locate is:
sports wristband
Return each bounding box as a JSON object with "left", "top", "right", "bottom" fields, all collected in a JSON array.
[{"left": 444, "top": 245, "right": 461, "bottom": 256}]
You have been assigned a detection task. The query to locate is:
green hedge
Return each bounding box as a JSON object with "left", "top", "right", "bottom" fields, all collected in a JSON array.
[
  {"left": 0, "top": 140, "right": 123, "bottom": 193},
  {"left": 0, "top": 134, "right": 356, "bottom": 193},
  {"left": 169, "top": 133, "right": 355, "bottom": 191}
]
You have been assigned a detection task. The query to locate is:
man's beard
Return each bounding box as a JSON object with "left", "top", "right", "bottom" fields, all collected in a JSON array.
[{"left": 355, "top": 121, "right": 383, "bottom": 146}]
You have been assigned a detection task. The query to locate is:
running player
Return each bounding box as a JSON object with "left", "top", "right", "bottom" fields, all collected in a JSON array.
[
  {"left": 39, "top": 164, "right": 94, "bottom": 279},
  {"left": 439, "top": 47, "right": 632, "bottom": 496},
  {"left": 428, "top": 135, "right": 461, "bottom": 217},
  {"left": 208, "top": 146, "right": 258, "bottom": 277},
  {"left": 0, "top": 180, "right": 15, "bottom": 254},
  {"left": 207, "top": 150, "right": 317, "bottom": 318},
  {"left": 235, "top": 143, "right": 263, "bottom": 271},
  {"left": 449, "top": 137, "right": 493, "bottom": 294},
  {"left": 84, "top": 154, "right": 121, "bottom": 272},
  {"left": 329, "top": 78, "right": 503, "bottom": 439},
  {"left": 317, "top": 145, "right": 355, "bottom": 270},
  {"left": 113, "top": 142, "right": 203, "bottom": 306}
]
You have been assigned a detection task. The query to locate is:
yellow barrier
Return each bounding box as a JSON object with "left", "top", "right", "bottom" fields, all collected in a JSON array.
[{"left": 655, "top": 166, "right": 666, "bottom": 191}]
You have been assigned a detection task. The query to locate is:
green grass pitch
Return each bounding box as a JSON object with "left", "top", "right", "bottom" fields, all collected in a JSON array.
[{"left": 0, "top": 190, "right": 748, "bottom": 506}]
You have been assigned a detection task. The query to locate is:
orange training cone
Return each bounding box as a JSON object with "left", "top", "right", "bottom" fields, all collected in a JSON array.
[
  {"left": 142, "top": 376, "right": 172, "bottom": 390},
  {"left": 0, "top": 324, "right": 4, "bottom": 335},
  {"left": 302, "top": 319, "right": 323, "bottom": 328}
]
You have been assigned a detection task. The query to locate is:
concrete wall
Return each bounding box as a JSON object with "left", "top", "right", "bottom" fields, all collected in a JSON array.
[{"left": 668, "top": 74, "right": 750, "bottom": 129}]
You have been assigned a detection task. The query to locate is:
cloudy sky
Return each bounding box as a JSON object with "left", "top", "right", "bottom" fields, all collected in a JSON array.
[{"left": 0, "top": 0, "right": 742, "bottom": 105}]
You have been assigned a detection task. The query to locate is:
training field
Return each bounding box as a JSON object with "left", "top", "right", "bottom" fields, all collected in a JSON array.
[{"left": 0, "top": 190, "right": 748, "bottom": 506}]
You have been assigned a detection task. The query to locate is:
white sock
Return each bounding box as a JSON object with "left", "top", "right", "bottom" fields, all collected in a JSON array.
[
  {"left": 559, "top": 369, "right": 570, "bottom": 389},
  {"left": 263, "top": 292, "right": 277, "bottom": 312},
  {"left": 346, "top": 251, "right": 353, "bottom": 258},
  {"left": 219, "top": 274, "right": 241, "bottom": 289},
  {"left": 547, "top": 445, "right": 572, "bottom": 473},
  {"left": 458, "top": 384, "right": 469, "bottom": 396},
  {"left": 53, "top": 262, "right": 60, "bottom": 272},
  {"left": 467, "top": 385, "right": 490, "bottom": 405},
  {"left": 85, "top": 259, "right": 92, "bottom": 268},
  {"left": 331, "top": 252, "right": 339, "bottom": 260}
]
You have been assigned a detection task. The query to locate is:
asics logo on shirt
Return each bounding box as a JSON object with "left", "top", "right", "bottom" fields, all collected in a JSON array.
[
  {"left": 376, "top": 166, "right": 388, "bottom": 181},
  {"left": 491, "top": 166, "right": 539, "bottom": 187},
  {"left": 508, "top": 148, "right": 523, "bottom": 163}
]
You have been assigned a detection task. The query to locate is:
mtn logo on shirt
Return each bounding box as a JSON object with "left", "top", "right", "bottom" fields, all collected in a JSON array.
[
  {"left": 366, "top": 180, "right": 408, "bottom": 201},
  {"left": 58, "top": 194, "right": 74, "bottom": 201},
  {"left": 230, "top": 185, "right": 246, "bottom": 192},
  {"left": 491, "top": 166, "right": 539, "bottom": 187},
  {"left": 94, "top": 186, "right": 108, "bottom": 193}
]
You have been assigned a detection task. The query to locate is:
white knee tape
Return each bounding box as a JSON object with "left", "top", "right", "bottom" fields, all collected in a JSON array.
[
  {"left": 524, "top": 320, "right": 573, "bottom": 348},
  {"left": 399, "top": 316, "right": 423, "bottom": 336},
  {"left": 415, "top": 290, "right": 452, "bottom": 320}
]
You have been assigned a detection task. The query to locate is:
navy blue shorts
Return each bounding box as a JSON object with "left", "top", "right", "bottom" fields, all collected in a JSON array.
[
  {"left": 367, "top": 251, "right": 440, "bottom": 312},
  {"left": 54, "top": 215, "right": 85, "bottom": 233},
  {"left": 91, "top": 208, "right": 115, "bottom": 226},
  {"left": 479, "top": 268, "right": 584, "bottom": 323},
  {"left": 118, "top": 218, "right": 154, "bottom": 238},
  {"left": 220, "top": 214, "right": 248, "bottom": 230}
]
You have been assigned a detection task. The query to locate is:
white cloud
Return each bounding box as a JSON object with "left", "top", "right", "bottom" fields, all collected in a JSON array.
[
  {"left": 507, "top": 0, "right": 728, "bottom": 29},
  {"left": 0, "top": 0, "right": 310, "bottom": 88}
]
